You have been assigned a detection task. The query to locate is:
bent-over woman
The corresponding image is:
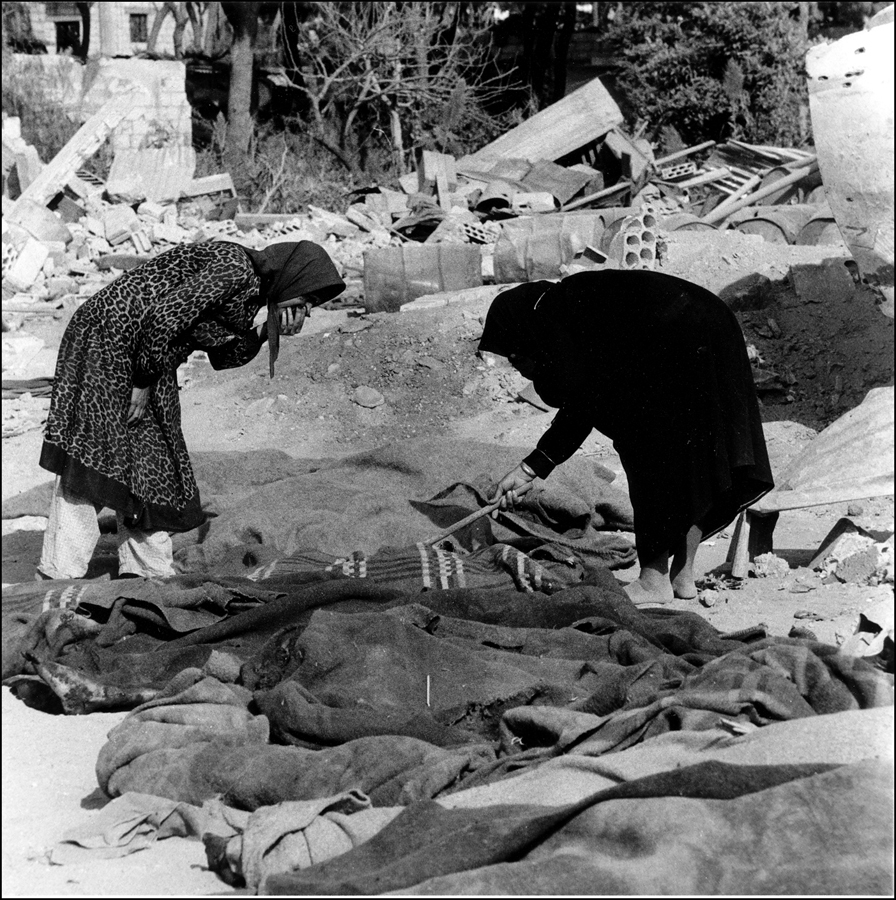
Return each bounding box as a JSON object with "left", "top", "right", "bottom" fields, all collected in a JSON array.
[
  {"left": 38, "top": 240, "right": 345, "bottom": 580},
  {"left": 480, "top": 270, "right": 773, "bottom": 605}
]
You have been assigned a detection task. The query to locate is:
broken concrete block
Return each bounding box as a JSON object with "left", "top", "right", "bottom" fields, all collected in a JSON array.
[
  {"left": 46, "top": 276, "right": 78, "bottom": 299},
  {"left": 42, "top": 240, "right": 67, "bottom": 268},
  {"left": 307, "top": 206, "right": 359, "bottom": 238},
  {"left": 130, "top": 230, "right": 153, "bottom": 254},
  {"left": 6, "top": 199, "right": 72, "bottom": 245},
  {"left": 184, "top": 173, "right": 236, "bottom": 197},
  {"left": 808, "top": 518, "right": 875, "bottom": 568},
  {"left": 2, "top": 332, "right": 45, "bottom": 377},
  {"left": 809, "top": 519, "right": 888, "bottom": 584},
  {"left": 54, "top": 195, "right": 86, "bottom": 224},
  {"left": 14, "top": 145, "right": 44, "bottom": 192},
  {"left": 790, "top": 259, "right": 856, "bottom": 304},
  {"left": 201, "top": 219, "right": 238, "bottom": 241},
  {"left": 3, "top": 237, "right": 49, "bottom": 291},
  {"left": 151, "top": 222, "right": 187, "bottom": 245},
  {"left": 84, "top": 216, "right": 105, "bottom": 238},
  {"left": 103, "top": 205, "right": 140, "bottom": 245},
  {"left": 512, "top": 192, "right": 556, "bottom": 214},
  {"left": 137, "top": 200, "right": 167, "bottom": 221}
]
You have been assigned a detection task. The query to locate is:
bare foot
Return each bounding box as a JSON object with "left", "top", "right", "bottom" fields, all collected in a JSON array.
[
  {"left": 671, "top": 575, "right": 697, "bottom": 600},
  {"left": 624, "top": 580, "right": 674, "bottom": 607}
]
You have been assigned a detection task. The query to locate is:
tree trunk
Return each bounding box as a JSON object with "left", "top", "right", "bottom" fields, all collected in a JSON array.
[
  {"left": 222, "top": 2, "right": 260, "bottom": 165},
  {"left": 76, "top": 1, "right": 91, "bottom": 60},
  {"left": 186, "top": 1, "right": 204, "bottom": 52},
  {"left": 172, "top": 2, "right": 190, "bottom": 58},
  {"left": 147, "top": 2, "right": 173, "bottom": 55},
  {"left": 552, "top": 1, "right": 576, "bottom": 103}
]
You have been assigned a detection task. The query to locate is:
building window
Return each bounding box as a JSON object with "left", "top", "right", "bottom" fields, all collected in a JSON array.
[
  {"left": 55, "top": 20, "right": 81, "bottom": 53},
  {"left": 130, "top": 14, "right": 149, "bottom": 43}
]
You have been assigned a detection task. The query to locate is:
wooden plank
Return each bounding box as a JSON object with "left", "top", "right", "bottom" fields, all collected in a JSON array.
[
  {"left": 560, "top": 181, "right": 630, "bottom": 212},
  {"left": 726, "top": 509, "right": 779, "bottom": 578},
  {"left": 10, "top": 88, "right": 137, "bottom": 211},
  {"left": 702, "top": 161, "right": 819, "bottom": 225},
  {"left": 521, "top": 159, "right": 593, "bottom": 205},
  {"left": 184, "top": 173, "right": 236, "bottom": 197},
  {"left": 662, "top": 167, "right": 731, "bottom": 189},
  {"left": 420, "top": 150, "right": 457, "bottom": 191},
  {"left": 435, "top": 171, "right": 451, "bottom": 211},
  {"left": 460, "top": 76, "right": 623, "bottom": 168},
  {"left": 603, "top": 128, "right": 653, "bottom": 187},
  {"left": 654, "top": 140, "right": 716, "bottom": 167}
]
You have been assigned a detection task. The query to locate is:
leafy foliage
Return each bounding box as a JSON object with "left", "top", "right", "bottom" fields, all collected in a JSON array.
[{"left": 607, "top": 2, "right": 811, "bottom": 147}]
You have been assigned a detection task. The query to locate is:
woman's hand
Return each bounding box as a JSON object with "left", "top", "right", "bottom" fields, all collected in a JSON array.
[
  {"left": 279, "top": 304, "right": 307, "bottom": 336},
  {"left": 128, "top": 386, "right": 150, "bottom": 425},
  {"left": 490, "top": 464, "right": 536, "bottom": 511}
]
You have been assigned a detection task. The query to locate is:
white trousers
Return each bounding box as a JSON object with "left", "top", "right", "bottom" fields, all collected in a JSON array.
[{"left": 38, "top": 477, "right": 175, "bottom": 579}]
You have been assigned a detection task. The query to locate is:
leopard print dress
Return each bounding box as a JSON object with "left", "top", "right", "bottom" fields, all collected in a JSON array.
[{"left": 40, "top": 241, "right": 266, "bottom": 533}]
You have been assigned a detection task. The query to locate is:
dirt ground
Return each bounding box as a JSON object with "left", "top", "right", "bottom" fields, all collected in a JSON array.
[{"left": 2, "top": 241, "right": 893, "bottom": 897}]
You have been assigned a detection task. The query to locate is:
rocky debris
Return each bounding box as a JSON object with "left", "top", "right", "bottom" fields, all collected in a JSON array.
[
  {"left": 352, "top": 386, "right": 385, "bottom": 408},
  {"left": 1, "top": 391, "right": 49, "bottom": 438},
  {"left": 752, "top": 552, "right": 791, "bottom": 578},
  {"left": 838, "top": 585, "right": 894, "bottom": 668},
  {"left": 809, "top": 518, "right": 894, "bottom": 586}
]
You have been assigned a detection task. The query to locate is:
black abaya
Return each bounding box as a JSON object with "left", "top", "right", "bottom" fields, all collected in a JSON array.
[{"left": 478, "top": 270, "right": 774, "bottom": 561}]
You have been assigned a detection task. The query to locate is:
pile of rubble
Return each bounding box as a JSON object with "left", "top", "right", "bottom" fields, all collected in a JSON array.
[{"left": 4, "top": 71, "right": 848, "bottom": 325}]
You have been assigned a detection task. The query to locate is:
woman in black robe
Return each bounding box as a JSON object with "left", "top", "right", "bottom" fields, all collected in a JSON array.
[
  {"left": 479, "top": 270, "right": 773, "bottom": 605},
  {"left": 37, "top": 240, "right": 345, "bottom": 580}
]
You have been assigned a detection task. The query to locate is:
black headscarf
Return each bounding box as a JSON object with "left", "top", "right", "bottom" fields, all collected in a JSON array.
[
  {"left": 243, "top": 241, "right": 346, "bottom": 377},
  {"left": 478, "top": 281, "right": 556, "bottom": 360}
]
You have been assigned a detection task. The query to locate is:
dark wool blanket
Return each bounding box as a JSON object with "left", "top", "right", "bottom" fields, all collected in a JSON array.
[
  {"left": 2, "top": 439, "right": 636, "bottom": 575},
  {"left": 2, "top": 483, "right": 892, "bottom": 895}
]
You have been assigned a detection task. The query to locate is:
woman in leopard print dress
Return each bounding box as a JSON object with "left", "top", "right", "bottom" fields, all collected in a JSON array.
[{"left": 37, "top": 240, "right": 345, "bottom": 580}]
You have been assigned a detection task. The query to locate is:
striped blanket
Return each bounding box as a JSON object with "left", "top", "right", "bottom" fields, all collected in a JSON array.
[{"left": 248, "top": 543, "right": 576, "bottom": 593}]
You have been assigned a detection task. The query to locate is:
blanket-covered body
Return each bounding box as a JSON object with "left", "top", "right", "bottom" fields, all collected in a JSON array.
[{"left": 2, "top": 442, "right": 893, "bottom": 894}]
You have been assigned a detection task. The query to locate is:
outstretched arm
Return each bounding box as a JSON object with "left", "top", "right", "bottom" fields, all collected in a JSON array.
[{"left": 491, "top": 405, "right": 594, "bottom": 509}]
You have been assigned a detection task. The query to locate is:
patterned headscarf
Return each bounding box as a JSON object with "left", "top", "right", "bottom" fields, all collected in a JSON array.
[{"left": 244, "top": 241, "right": 346, "bottom": 377}]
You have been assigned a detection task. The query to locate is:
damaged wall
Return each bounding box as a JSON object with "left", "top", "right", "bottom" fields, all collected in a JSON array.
[
  {"left": 8, "top": 54, "right": 191, "bottom": 152},
  {"left": 29, "top": 2, "right": 180, "bottom": 58}
]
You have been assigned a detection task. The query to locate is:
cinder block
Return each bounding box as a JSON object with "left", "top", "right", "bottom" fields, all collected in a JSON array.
[
  {"left": 4, "top": 236, "right": 49, "bottom": 290},
  {"left": 103, "top": 205, "right": 140, "bottom": 245},
  {"left": 137, "top": 200, "right": 167, "bottom": 221}
]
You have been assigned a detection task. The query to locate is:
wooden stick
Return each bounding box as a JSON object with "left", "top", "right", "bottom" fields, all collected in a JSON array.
[
  {"left": 701, "top": 161, "right": 819, "bottom": 225},
  {"left": 560, "top": 181, "right": 630, "bottom": 212},
  {"left": 654, "top": 140, "right": 716, "bottom": 167},
  {"left": 664, "top": 167, "right": 731, "bottom": 189},
  {"left": 422, "top": 499, "right": 502, "bottom": 546}
]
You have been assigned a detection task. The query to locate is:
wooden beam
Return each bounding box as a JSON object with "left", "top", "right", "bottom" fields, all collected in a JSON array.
[
  {"left": 701, "top": 160, "right": 818, "bottom": 225},
  {"left": 10, "top": 88, "right": 138, "bottom": 211},
  {"left": 560, "top": 181, "right": 630, "bottom": 212},
  {"left": 654, "top": 140, "right": 716, "bottom": 167},
  {"left": 460, "top": 76, "right": 623, "bottom": 168}
]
